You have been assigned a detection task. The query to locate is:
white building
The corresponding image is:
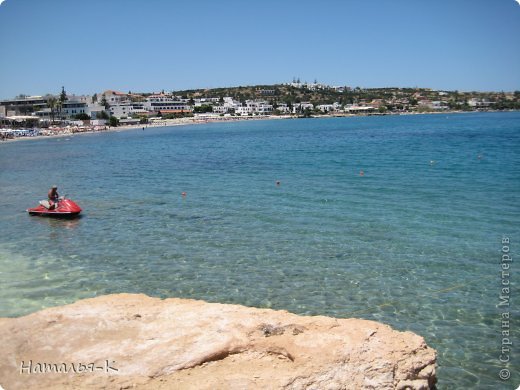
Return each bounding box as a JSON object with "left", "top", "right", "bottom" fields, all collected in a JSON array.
[
  {"left": 87, "top": 105, "right": 107, "bottom": 119},
  {"left": 344, "top": 104, "right": 375, "bottom": 113},
  {"left": 292, "top": 102, "right": 314, "bottom": 113},
  {"left": 316, "top": 104, "right": 335, "bottom": 113},
  {"left": 109, "top": 103, "right": 148, "bottom": 119},
  {"left": 194, "top": 97, "right": 220, "bottom": 106},
  {"left": 223, "top": 97, "right": 240, "bottom": 111},
  {"left": 212, "top": 105, "right": 227, "bottom": 114},
  {"left": 418, "top": 100, "right": 449, "bottom": 110},
  {"left": 316, "top": 102, "right": 342, "bottom": 112},
  {"left": 468, "top": 98, "right": 493, "bottom": 109},
  {"left": 244, "top": 100, "right": 273, "bottom": 115},
  {"left": 430, "top": 101, "right": 448, "bottom": 110},
  {"left": 33, "top": 99, "right": 88, "bottom": 120},
  {"left": 236, "top": 106, "right": 253, "bottom": 116},
  {"left": 256, "top": 102, "right": 273, "bottom": 115},
  {"left": 61, "top": 100, "right": 88, "bottom": 118},
  {"left": 275, "top": 103, "right": 291, "bottom": 113},
  {"left": 101, "top": 90, "right": 131, "bottom": 105},
  {"left": 67, "top": 94, "right": 92, "bottom": 104},
  {"left": 144, "top": 94, "right": 191, "bottom": 113}
]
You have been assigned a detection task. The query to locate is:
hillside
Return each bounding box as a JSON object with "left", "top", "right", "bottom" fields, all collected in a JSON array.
[{"left": 170, "top": 84, "right": 520, "bottom": 112}]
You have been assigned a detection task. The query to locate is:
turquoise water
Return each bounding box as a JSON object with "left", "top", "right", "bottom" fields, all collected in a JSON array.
[{"left": 0, "top": 112, "right": 518, "bottom": 388}]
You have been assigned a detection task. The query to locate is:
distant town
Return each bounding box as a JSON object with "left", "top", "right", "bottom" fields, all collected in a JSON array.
[{"left": 1, "top": 80, "right": 519, "bottom": 140}]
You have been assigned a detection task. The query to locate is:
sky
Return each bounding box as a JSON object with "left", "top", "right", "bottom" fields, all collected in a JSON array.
[{"left": 0, "top": 0, "right": 519, "bottom": 99}]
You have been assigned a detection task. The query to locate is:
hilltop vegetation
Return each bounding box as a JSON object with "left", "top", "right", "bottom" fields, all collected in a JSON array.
[{"left": 169, "top": 83, "right": 520, "bottom": 113}]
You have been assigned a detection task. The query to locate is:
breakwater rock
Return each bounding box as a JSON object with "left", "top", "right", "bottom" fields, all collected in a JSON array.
[{"left": 0, "top": 294, "right": 436, "bottom": 389}]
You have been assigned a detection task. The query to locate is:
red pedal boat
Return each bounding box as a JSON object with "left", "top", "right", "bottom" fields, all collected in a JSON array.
[{"left": 27, "top": 197, "right": 82, "bottom": 218}]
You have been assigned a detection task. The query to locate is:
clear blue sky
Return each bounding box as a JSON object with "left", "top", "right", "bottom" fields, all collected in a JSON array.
[{"left": 0, "top": 0, "right": 519, "bottom": 99}]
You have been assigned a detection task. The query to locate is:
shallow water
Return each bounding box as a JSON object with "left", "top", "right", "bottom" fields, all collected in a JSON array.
[{"left": 1, "top": 112, "right": 519, "bottom": 388}]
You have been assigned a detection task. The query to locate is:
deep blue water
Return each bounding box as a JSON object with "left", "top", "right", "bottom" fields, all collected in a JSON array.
[{"left": 0, "top": 112, "right": 519, "bottom": 388}]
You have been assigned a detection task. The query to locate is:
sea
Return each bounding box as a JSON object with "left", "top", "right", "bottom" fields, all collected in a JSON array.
[{"left": 0, "top": 112, "right": 518, "bottom": 388}]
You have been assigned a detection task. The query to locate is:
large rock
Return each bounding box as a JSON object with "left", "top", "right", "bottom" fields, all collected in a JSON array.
[{"left": 0, "top": 294, "right": 436, "bottom": 389}]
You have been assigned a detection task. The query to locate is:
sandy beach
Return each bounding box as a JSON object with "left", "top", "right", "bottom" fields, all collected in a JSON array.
[
  {"left": 0, "top": 110, "right": 472, "bottom": 144},
  {"left": 0, "top": 115, "right": 295, "bottom": 143}
]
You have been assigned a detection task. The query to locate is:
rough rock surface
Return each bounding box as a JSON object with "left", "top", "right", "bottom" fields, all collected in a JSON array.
[{"left": 0, "top": 294, "right": 436, "bottom": 389}]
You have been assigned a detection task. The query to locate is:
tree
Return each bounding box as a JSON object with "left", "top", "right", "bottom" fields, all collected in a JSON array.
[
  {"left": 296, "top": 107, "right": 311, "bottom": 117},
  {"left": 100, "top": 94, "right": 109, "bottom": 110},
  {"left": 55, "top": 86, "right": 68, "bottom": 119},
  {"left": 193, "top": 105, "right": 213, "bottom": 113},
  {"left": 74, "top": 113, "right": 90, "bottom": 120},
  {"left": 92, "top": 93, "right": 98, "bottom": 103},
  {"left": 109, "top": 116, "right": 119, "bottom": 127},
  {"left": 46, "top": 96, "right": 58, "bottom": 123},
  {"left": 447, "top": 100, "right": 461, "bottom": 110},
  {"left": 60, "top": 86, "right": 68, "bottom": 104}
]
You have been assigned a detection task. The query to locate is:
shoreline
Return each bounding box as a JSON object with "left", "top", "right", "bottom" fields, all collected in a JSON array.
[
  {"left": 1, "top": 109, "right": 517, "bottom": 144},
  {"left": 0, "top": 115, "right": 293, "bottom": 143}
]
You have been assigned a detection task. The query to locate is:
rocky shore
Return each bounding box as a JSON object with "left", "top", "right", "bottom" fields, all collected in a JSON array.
[{"left": 0, "top": 294, "right": 436, "bottom": 389}]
